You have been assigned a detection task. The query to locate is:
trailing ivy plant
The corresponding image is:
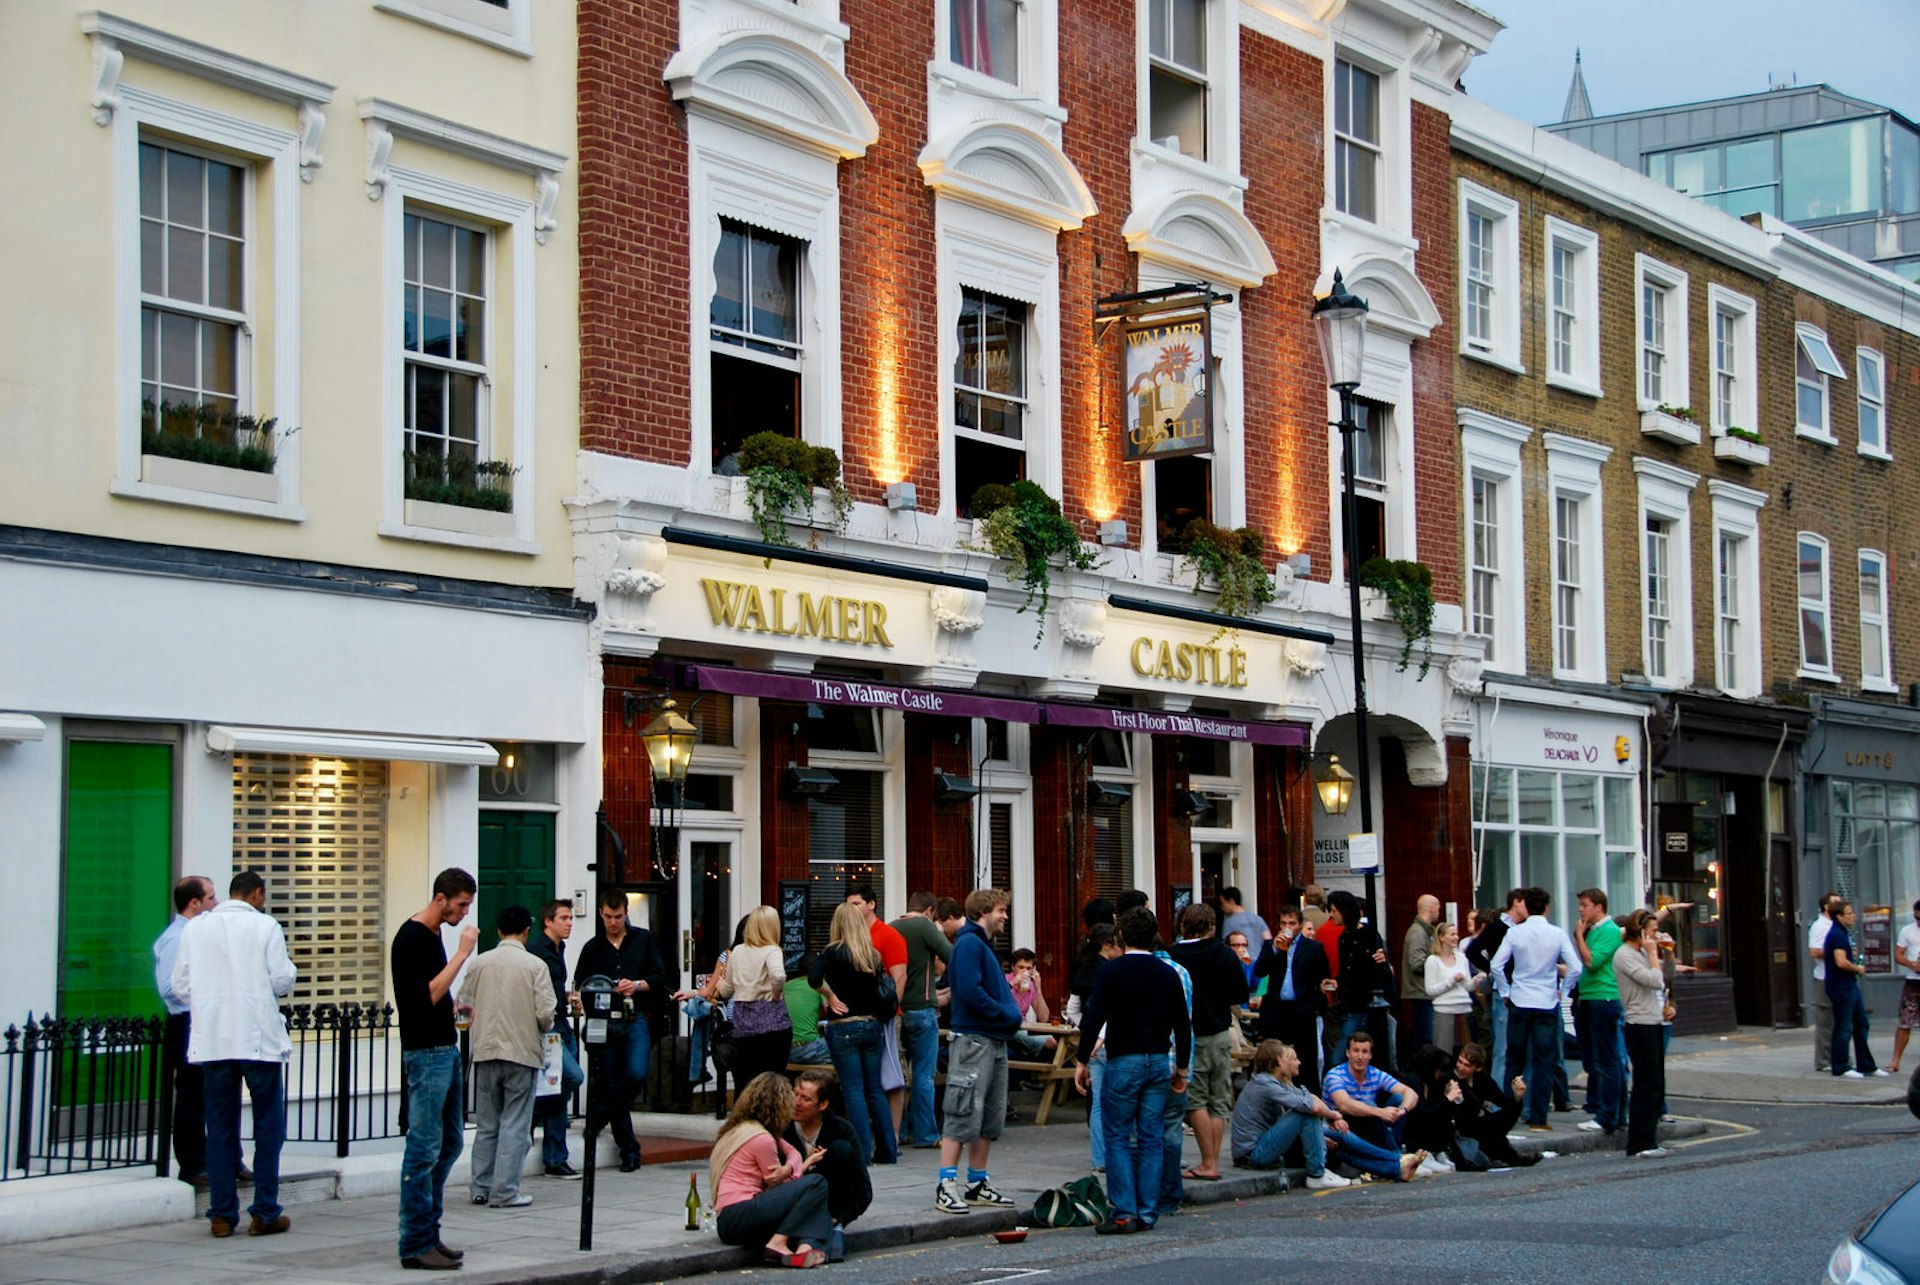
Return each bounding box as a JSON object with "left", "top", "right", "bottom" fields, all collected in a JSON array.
[
  {"left": 1358, "top": 556, "right": 1436, "bottom": 677},
  {"left": 404, "top": 450, "right": 518, "bottom": 512},
  {"left": 738, "top": 431, "right": 854, "bottom": 548},
  {"left": 141, "top": 401, "right": 282, "bottom": 474},
  {"left": 970, "top": 479, "right": 1098, "bottom": 639},
  {"left": 1179, "top": 520, "right": 1276, "bottom": 618}
]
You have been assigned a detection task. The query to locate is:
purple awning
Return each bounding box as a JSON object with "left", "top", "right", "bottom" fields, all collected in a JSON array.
[{"left": 688, "top": 665, "right": 1307, "bottom": 747}]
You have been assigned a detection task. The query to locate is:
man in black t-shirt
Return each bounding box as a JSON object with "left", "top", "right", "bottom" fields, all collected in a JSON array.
[
  {"left": 392, "top": 868, "right": 479, "bottom": 1272},
  {"left": 573, "top": 889, "right": 668, "bottom": 1172}
]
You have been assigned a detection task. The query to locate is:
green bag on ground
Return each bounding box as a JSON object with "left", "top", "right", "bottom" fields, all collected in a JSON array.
[{"left": 1030, "top": 1174, "right": 1111, "bottom": 1228}]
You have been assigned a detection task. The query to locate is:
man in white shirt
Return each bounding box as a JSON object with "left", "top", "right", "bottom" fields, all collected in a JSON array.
[
  {"left": 153, "top": 874, "right": 218, "bottom": 1184},
  {"left": 1809, "top": 893, "right": 1838, "bottom": 1072},
  {"left": 1489, "top": 887, "right": 1582, "bottom": 1131},
  {"left": 1893, "top": 898, "right": 1920, "bottom": 1075},
  {"left": 171, "top": 870, "right": 297, "bottom": 1239}
]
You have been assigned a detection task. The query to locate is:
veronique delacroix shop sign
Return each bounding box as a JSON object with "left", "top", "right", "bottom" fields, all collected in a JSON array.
[{"left": 1124, "top": 313, "right": 1212, "bottom": 461}]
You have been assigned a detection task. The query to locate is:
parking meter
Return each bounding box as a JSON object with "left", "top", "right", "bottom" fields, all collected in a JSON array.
[
  {"left": 576, "top": 973, "right": 619, "bottom": 1250},
  {"left": 579, "top": 974, "right": 619, "bottom": 1047}
]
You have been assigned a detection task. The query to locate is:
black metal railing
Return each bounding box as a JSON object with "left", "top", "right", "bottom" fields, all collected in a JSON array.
[
  {"left": 277, "top": 1003, "right": 403, "bottom": 1155},
  {"left": 3, "top": 1015, "right": 165, "bottom": 1182}
]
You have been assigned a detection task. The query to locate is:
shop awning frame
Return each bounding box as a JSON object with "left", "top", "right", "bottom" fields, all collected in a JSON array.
[
  {"left": 662, "top": 526, "right": 992, "bottom": 593},
  {"left": 206, "top": 725, "right": 499, "bottom": 766},
  {"left": 1107, "top": 593, "right": 1336, "bottom": 644}
]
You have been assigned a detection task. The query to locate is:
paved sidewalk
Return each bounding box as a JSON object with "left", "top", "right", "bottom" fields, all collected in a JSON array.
[
  {"left": 0, "top": 1096, "right": 1707, "bottom": 1285},
  {"left": 1663, "top": 1025, "right": 1915, "bottom": 1105}
]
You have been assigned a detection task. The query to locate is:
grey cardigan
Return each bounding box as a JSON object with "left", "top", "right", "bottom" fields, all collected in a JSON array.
[{"left": 1614, "top": 939, "right": 1666, "bottom": 1026}]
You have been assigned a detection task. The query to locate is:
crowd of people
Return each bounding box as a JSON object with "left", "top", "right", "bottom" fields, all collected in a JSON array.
[{"left": 154, "top": 869, "right": 1920, "bottom": 1273}]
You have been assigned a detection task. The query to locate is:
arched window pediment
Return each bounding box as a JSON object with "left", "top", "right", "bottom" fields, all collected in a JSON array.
[
  {"left": 919, "top": 119, "right": 1096, "bottom": 232},
  {"left": 666, "top": 30, "right": 877, "bottom": 160},
  {"left": 1123, "top": 191, "right": 1275, "bottom": 289}
]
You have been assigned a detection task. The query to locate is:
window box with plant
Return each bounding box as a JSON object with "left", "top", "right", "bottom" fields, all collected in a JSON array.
[
  {"left": 1357, "top": 557, "right": 1435, "bottom": 676},
  {"left": 403, "top": 450, "right": 518, "bottom": 537},
  {"left": 1639, "top": 404, "right": 1700, "bottom": 446},
  {"left": 1179, "top": 520, "right": 1276, "bottom": 618},
  {"left": 970, "top": 480, "right": 1098, "bottom": 640},
  {"left": 736, "top": 431, "right": 853, "bottom": 548},
  {"left": 140, "top": 401, "right": 285, "bottom": 503},
  {"left": 1712, "top": 426, "right": 1770, "bottom": 467}
]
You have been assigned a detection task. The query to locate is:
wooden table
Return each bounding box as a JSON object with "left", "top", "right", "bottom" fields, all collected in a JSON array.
[{"left": 1009, "top": 1023, "right": 1081, "bottom": 1127}]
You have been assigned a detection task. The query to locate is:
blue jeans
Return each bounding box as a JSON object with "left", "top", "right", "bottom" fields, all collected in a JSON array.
[
  {"left": 1489, "top": 994, "right": 1510, "bottom": 1092},
  {"left": 399, "top": 1046, "right": 464, "bottom": 1259},
  {"left": 899, "top": 1008, "right": 941, "bottom": 1147},
  {"left": 1158, "top": 1084, "right": 1187, "bottom": 1215},
  {"left": 1506, "top": 1004, "right": 1561, "bottom": 1126},
  {"left": 598, "top": 1020, "right": 650, "bottom": 1162},
  {"left": 1327, "top": 1125, "right": 1407, "bottom": 1180},
  {"left": 202, "top": 1060, "right": 284, "bottom": 1225},
  {"left": 1830, "top": 987, "right": 1877, "bottom": 1075},
  {"left": 825, "top": 1019, "right": 896, "bottom": 1164},
  {"left": 1243, "top": 1110, "right": 1326, "bottom": 1173},
  {"left": 1575, "top": 998, "right": 1626, "bottom": 1131},
  {"left": 790, "top": 1036, "right": 830, "bottom": 1065},
  {"left": 1330, "top": 1011, "right": 1368, "bottom": 1067},
  {"left": 1088, "top": 1046, "right": 1107, "bottom": 1169},
  {"left": 1100, "top": 1053, "right": 1170, "bottom": 1225},
  {"left": 542, "top": 1023, "right": 583, "bottom": 1167}
]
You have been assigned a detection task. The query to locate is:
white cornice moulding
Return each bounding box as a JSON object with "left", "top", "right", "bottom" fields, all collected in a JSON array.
[
  {"left": 1455, "top": 407, "right": 1533, "bottom": 447},
  {"left": 206, "top": 724, "right": 499, "bottom": 766},
  {"left": 0, "top": 714, "right": 48, "bottom": 743},
  {"left": 359, "top": 98, "right": 568, "bottom": 242},
  {"left": 80, "top": 10, "right": 333, "bottom": 179}
]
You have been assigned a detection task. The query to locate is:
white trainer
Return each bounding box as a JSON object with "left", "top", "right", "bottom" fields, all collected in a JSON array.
[{"left": 1304, "top": 1172, "right": 1352, "bottom": 1190}]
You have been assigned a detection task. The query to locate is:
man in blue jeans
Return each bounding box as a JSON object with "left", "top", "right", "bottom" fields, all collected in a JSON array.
[
  {"left": 889, "top": 894, "right": 951, "bottom": 1148},
  {"left": 1232, "top": 1039, "right": 1418, "bottom": 1185},
  {"left": 392, "top": 868, "right": 479, "bottom": 1272},
  {"left": 1572, "top": 888, "right": 1627, "bottom": 1136},
  {"left": 529, "top": 899, "right": 584, "bottom": 1177},
  {"left": 1490, "top": 886, "right": 1582, "bottom": 1130}
]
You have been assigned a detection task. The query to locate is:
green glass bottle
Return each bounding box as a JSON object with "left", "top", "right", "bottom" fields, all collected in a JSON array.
[{"left": 685, "top": 1173, "right": 702, "bottom": 1231}]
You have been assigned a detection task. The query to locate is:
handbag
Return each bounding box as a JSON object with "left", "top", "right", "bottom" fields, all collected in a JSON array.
[{"left": 710, "top": 1018, "right": 739, "bottom": 1071}]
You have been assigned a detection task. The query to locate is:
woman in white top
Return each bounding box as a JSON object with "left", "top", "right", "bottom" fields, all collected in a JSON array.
[
  {"left": 1423, "top": 922, "right": 1473, "bottom": 1052},
  {"left": 718, "top": 905, "right": 793, "bottom": 1090}
]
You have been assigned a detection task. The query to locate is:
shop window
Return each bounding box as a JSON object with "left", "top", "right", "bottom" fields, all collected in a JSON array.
[
  {"left": 954, "top": 289, "right": 1029, "bottom": 514},
  {"left": 806, "top": 701, "right": 881, "bottom": 754},
  {"left": 1832, "top": 780, "right": 1920, "bottom": 930},
  {"left": 806, "top": 768, "right": 884, "bottom": 952},
  {"left": 983, "top": 718, "right": 1012, "bottom": 763},
  {"left": 1146, "top": 0, "right": 1208, "bottom": 160},
  {"left": 1091, "top": 794, "right": 1135, "bottom": 906},
  {"left": 1333, "top": 58, "right": 1379, "bottom": 222},
  {"left": 1475, "top": 766, "right": 1637, "bottom": 936},
  {"left": 711, "top": 219, "right": 804, "bottom": 469},
  {"left": 1184, "top": 733, "right": 1228, "bottom": 778},
  {"left": 1089, "top": 728, "right": 1131, "bottom": 770},
  {"left": 1795, "top": 324, "right": 1845, "bottom": 442},
  {"left": 1797, "top": 533, "right": 1835, "bottom": 678},
  {"left": 682, "top": 773, "right": 736, "bottom": 813},
  {"left": 1154, "top": 452, "right": 1214, "bottom": 552},
  {"left": 691, "top": 694, "right": 736, "bottom": 748},
  {"left": 987, "top": 800, "right": 1014, "bottom": 951}
]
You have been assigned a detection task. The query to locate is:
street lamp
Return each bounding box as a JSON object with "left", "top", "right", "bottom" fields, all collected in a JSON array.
[
  {"left": 1314, "top": 755, "right": 1354, "bottom": 817},
  {"left": 630, "top": 695, "right": 697, "bottom": 881},
  {"left": 1311, "top": 269, "right": 1378, "bottom": 926}
]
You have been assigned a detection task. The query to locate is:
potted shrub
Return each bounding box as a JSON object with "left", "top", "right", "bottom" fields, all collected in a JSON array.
[
  {"left": 1357, "top": 557, "right": 1435, "bottom": 676},
  {"left": 738, "top": 431, "right": 853, "bottom": 547},
  {"left": 1713, "top": 425, "right": 1770, "bottom": 466},
  {"left": 404, "top": 450, "right": 517, "bottom": 512},
  {"left": 141, "top": 401, "right": 281, "bottom": 474},
  {"left": 1179, "top": 520, "right": 1276, "bottom": 618},
  {"left": 970, "top": 480, "right": 1098, "bottom": 637}
]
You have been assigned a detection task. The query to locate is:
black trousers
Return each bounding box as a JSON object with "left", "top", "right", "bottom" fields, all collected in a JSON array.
[
  {"left": 163, "top": 1012, "right": 206, "bottom": 1179},
  {"left": 716, "top": 1173, "right": 833, "bottom": 1250},
  {"left": 1259, "top": 1001, "right": 1321, "bottom": 1094},
  {"left": 1624, "top": 1022, "right": 1666, "bottom": 1155}
]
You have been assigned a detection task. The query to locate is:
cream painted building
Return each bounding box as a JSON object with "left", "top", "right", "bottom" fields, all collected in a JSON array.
[{"left": 0, "top": 1, "right": 590, "bottom": 1025}]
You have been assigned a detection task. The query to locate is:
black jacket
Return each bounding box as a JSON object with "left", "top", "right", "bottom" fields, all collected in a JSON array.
[
  {"left": 1466, "top": 917, "right": 1511, "bottom": 981},
  {"left": 1252, "top": 935, "right": 1331, "bottom": 1020},
  {"left": 527, "top": 930, "right": 570, "bottom": 1018},
  {"left": 575, "top": 928, "right": 669, "bottom": 1020},
  {"left": 784, "top": 1111, "right": 871, "bottom": 1227},
  {"left": 1333, "top": 923, "right": 1389, "bottom": 1016},
  {"left": 1165, "top": 937, "right": 1250, "bottom": 1037}
]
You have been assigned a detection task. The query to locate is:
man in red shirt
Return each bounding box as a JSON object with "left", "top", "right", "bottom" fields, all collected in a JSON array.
[{"left": 847, "top": 886, "right": 909, "bottom": 1161}]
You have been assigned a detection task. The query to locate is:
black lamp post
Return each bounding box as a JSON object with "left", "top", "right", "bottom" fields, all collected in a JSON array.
[{"left": 1311, "top": 269, "right": 1378, "bottom": 926}]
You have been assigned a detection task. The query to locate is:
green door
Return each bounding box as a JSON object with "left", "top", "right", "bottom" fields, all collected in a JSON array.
[
  {"left": 61, "top": 741, "right": 175, "bottom": 1018},
  {"left": 477, "top": 810, "right": 556, "bottom": 952}
]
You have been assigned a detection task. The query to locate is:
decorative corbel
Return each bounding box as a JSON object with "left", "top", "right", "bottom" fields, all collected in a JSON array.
[
  {"left": 298, "top": 100, "right": 327, "bottom": 182},
  {"left": 603, "top": 532, "right": 669, "bottom": 632},
  {"left": 534, "top": 170, "right": 560, "bottom": 246},
  {"left": 364, "top": 119, "right": 393, "bottom": 201},
  {"left": 90, "top": 35, "right": 124, "bottom": 125},
  {"left": 1282, "top": 637, "right": 1327, "bottom": 678}
]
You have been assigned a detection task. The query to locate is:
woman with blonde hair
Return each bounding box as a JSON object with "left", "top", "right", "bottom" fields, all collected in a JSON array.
[
  {"left": 809, "top": 902, "right": 898, "bottom": 1165},
  {"left": 1424, "top": 922, "right": 1473, "bottom": 1052},
  {"left": 708, "top": 1072, "right": 831, "bottom": 1268},
  {"left": 718, "top": 905, "right": 794, "bottom": 1089}
]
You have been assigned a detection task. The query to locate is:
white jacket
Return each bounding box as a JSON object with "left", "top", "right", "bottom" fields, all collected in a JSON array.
[{"left": 172, "top": 899, "right": 297, "bottom": 1063}]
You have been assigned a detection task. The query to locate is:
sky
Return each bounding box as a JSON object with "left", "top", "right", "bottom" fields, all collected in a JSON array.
[{"left": 1465, "top": 0, "right": 1920, "bottom": 127}]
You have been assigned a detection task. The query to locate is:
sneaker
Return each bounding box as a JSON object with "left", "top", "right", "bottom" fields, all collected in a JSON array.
[
  {"left": 965, "top": 1178, "right": 1016, "bottom": 1207},
  {"left": 1428, "top": 1152, "right": 1456, "bottom": 1171},
  {"left": 492, "top": 1194, "right": 533, "bottom": 1209},
  {"left": 934, "top": 1179, "right": 970, "bottom": 1215},
  {"left": 1632, "top": 1146, "right": 1671, "bottom": 1159},
  {"left": 470, "top": 1194, "right": 490, "bottom": 1205},
  {"left": 545, "top": 1162, "right": 580, "bottom": 1179},
  {"left": 1093, "top": 1216, "right": 1135, "bottom": 1235},
  {"left": 1527, "top": 1124, "right": 1554, "bottom": 1133},
  {"left": 1304, "top": 1172, "right": 1352, "bottom": 1190},
  {"left": 1577, "top": 1120, "right": 1605, "bottom": 1132},
  {"left": 1871, "top": 1069, "right": 1891, "bottom": 1077},
  {"left": 1414, "top": 1155, "right": 1448, "bottom": 1178},
  {"left": 1841, "top": 1069, "right": 1866, "bottom": 1079}
]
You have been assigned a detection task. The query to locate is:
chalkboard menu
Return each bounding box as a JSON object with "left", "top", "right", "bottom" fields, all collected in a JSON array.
[
  {"left": 1171, "top": 884, "right": 1194, "bottom": 919},
  {"left": 780, "top": 881, "right": 810, "bottom": 970},
  {"left": 1861, "top": 906, "right": 1893, "bottom": 974}
]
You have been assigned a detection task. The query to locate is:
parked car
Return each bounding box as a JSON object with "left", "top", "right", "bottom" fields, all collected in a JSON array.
[{"left": 1823, "top": 1068, "right": 1920, "bottom": 1284}]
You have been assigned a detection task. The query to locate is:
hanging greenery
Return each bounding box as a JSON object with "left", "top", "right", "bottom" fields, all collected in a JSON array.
[
  {"left": 1179, "top": 520, "right": 1276, "bottom": 618},
  {"left": 1358, "top": 557, "right": 1435, "bottom": 677},
  {"left": 738, "top": 432, "right": 853, "bottom": 548},
  {"left": 970, "top": 480, "right": 1098, "bottom": 639}
]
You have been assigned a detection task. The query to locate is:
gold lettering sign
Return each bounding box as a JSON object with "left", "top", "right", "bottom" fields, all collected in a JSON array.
[
  {"left": 1844, "top": 749, "right": 1895, "bottom": 770},
  {"left": 700, "top": 579, "right": 894, "bottom": 648},
  {"left": 1128, "top": 636, "right": 1249, "bottom": 689}
]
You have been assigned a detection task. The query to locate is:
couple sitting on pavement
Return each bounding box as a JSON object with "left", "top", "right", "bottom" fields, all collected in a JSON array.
[
  {"left": 1230, "top": 1035, "right": 1424, "bottom": 1185},
  {"left": 708, "top": 1069, "right": 873, "bottom": 1270}
]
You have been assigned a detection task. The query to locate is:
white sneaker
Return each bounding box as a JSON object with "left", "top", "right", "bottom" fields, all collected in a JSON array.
[
  {"left": 1842, "top": 1069, "right": 1867, "bottom": 1079},
  {"left": 1415, "top": 1156, "right": 1449, "bottom": 1178},
  {"left": 1632, "top": 1147, "right": 1671, "bottom": 1159},
  {"left": 1871, "top": 1069, "right": 1891, "bottom": 1077},
  {"left": 1304, "top": 1172, "right": 1351, "bottom": 1190},
  {"left": 1576, "top": 1120, "right": 1605, "bottom": 1132},
  {"left": 1427, "top": 1153, "right": 1456, "bottom": 1172},
  {"left": 934, "top": 1179, "right": 969, "bottom": 1214}
]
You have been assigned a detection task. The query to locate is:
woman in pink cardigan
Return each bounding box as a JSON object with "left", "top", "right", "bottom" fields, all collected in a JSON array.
[{"left": 707, "top": 1072, "right": 832, "bottom": 1268}]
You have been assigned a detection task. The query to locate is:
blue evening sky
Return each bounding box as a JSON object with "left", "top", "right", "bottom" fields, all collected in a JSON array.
[{"left": 1465, "top": 0, "right": 1920, "bottom": 127}]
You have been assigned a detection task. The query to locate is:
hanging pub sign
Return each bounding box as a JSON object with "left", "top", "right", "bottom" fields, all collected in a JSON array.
[{"left": 1096, "top": 284, "right": 1230, "bottom": 464}]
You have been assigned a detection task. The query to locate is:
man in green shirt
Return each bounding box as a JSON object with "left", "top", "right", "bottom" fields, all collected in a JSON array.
[
  {"left": 891, "top": 892, "right": 954, "bottom": 1148},
  {"left": 786, "top": 968, "right": 829, "bottom": 1065},
  {"left": 1572, "top": 888, "right": 1625, "bottom": 1136}
]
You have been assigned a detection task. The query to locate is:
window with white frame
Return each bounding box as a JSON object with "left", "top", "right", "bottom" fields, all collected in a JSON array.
[
  {"left": 1709, "top": 479, "right": 1765, "bottom": 698},
  {"left": 1459, "top": 409, "right": 1530, "bottom": 672},
  {"left": 1708, "top": 286, "right": 1757, "bottom": 436},
  {"left": 1147, "top": 0, "right": 1208, "bottom": 160},
  {"left": 1635, "top": 459, "right": 1698, "bottom": 688},
  {"left": 1798, "top": 533, "right": 1835, "bottom": 677},
  {"left": 1795, "top": 324, "right": 1846, "bottom": 440},
  {"left": 1348, "top": 396, "right": 1390, "bottom": 568},
  {"left": 951, "top": 0, "right": 1022, "bottom": 85},
  {"left": 1546, "top": 433, "right": 1610, "bottom": 682},
  {"left": 1861, "top": 548, "right": 1892, "bottom": 688},
  {"left": 1635, "top": 256, "right": 1689, "bottom": 409},
  {"left": 953, "top": 288, "right": 1030, "bottom": 512},
  {"left": 401, "top": 210, "right": 491, "bottom": 483},
  {"left": 1544, "top": 218, "right": 1600, "bottom": 394},
  {"left": 140, "top": 141, "right": 249, "bottom": 445},
  {"left": 373, "top": 0, "right": 532, "bottom": 55},
  {"left": 1333, "top": 59, "right": 1380, "bottom": 223},
  {"left": 1459, "top": 182, "right": 1520, "bottom": 367},
  {"left": 710, "top": 220, "right": 805, "bottom": 469},
  {"left": 1858, "top": 348, "right": 1887, "bottom": 456}
]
